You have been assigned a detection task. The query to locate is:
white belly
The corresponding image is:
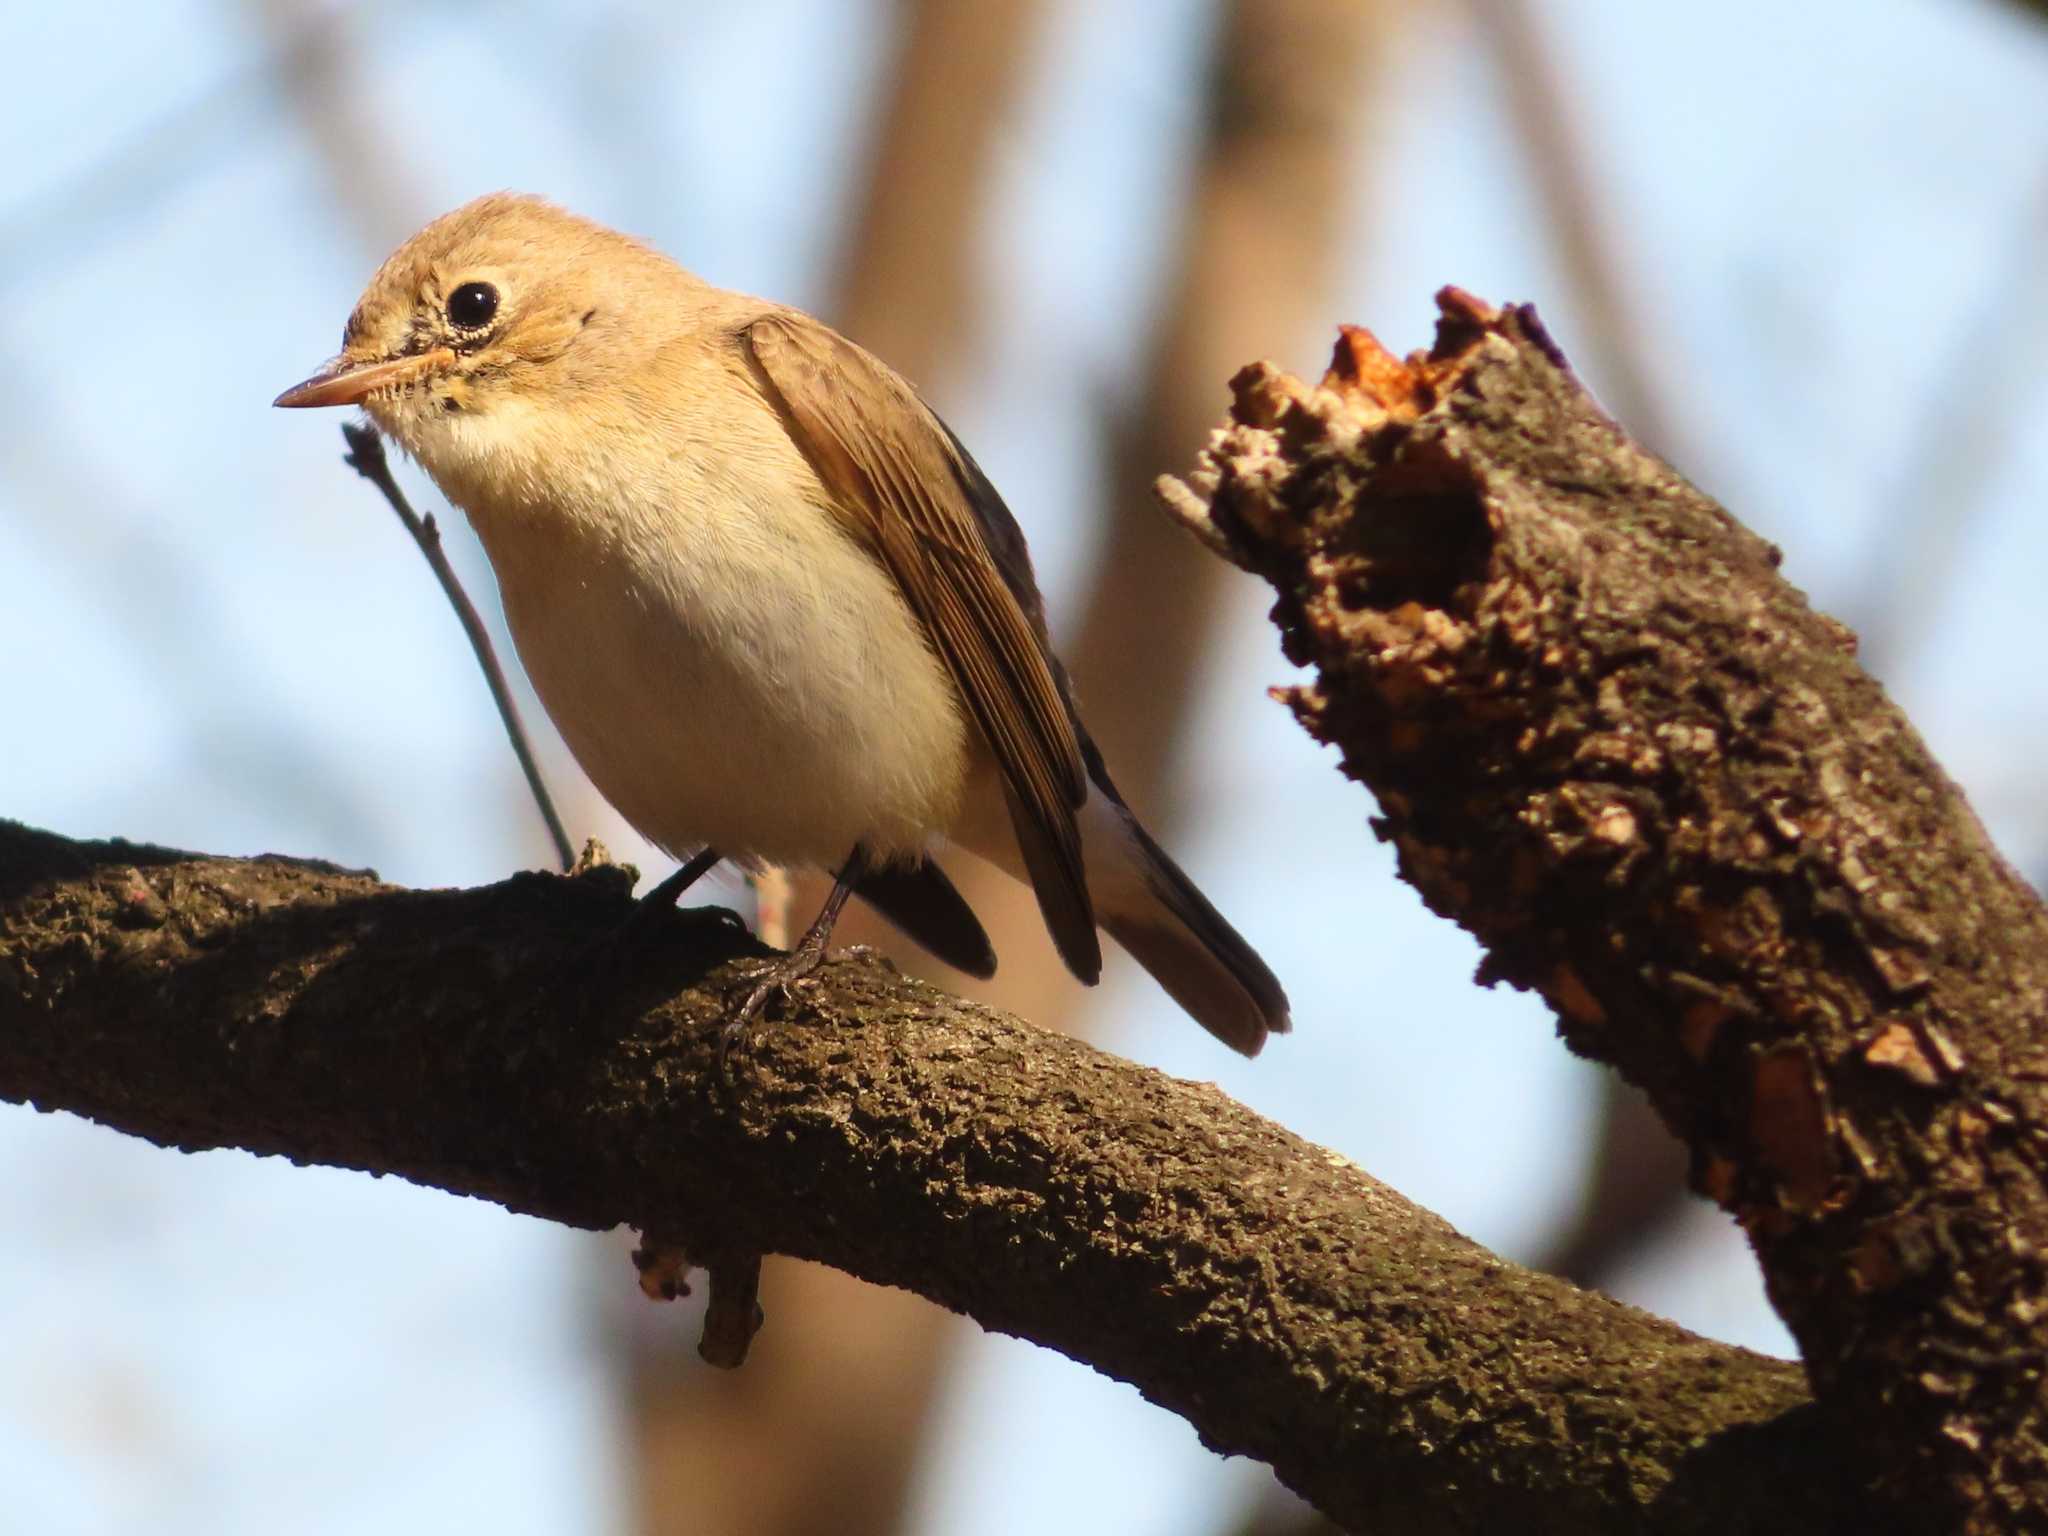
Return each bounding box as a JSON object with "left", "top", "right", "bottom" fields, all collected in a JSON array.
[{"left": 447, "top": 444, "right": 971, "bottom": 870}]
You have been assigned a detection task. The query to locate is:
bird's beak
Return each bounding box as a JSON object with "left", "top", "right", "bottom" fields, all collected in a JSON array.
[{"left": 273, "top": 348, "right": 455, "bottom": 409}]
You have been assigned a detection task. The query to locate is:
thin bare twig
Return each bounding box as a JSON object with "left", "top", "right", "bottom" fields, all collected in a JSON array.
[{"left": 338, "top": 421, "right": 575, "bottom": 872}]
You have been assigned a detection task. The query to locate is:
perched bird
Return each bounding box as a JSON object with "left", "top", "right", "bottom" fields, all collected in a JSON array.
[{"left": 276, "top": 194, "right": 1289, "bottom": 1054}]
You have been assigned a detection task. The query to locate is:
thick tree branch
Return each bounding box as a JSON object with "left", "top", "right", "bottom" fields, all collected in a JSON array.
[
  {"left": 1, "top": 819, "right": 1835, "bottom": 1533},
  {"left": 1160, "top": 292, "right": 2048, "bottom": 1532}
]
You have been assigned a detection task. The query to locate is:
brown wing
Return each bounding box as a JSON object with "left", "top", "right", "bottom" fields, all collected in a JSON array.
[{"left": 743, "top": 311, "right": 1101, "bottom": 982}]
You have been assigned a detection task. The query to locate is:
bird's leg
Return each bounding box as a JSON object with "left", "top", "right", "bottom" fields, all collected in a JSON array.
[
  {"left": 719, "top": 846, "right": 868, "bottom": 1074},
  {"left": 615, "top": 845, "right": 731, "bottom": 942},
  {"left": 567, "top": 847, "right": 735, "bottom": 996},
  {"left": 645, "top": 846, "right": 724, "bottom": 909}
]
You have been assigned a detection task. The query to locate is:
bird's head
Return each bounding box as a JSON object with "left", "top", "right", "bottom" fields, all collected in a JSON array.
[{"left": 275, "top": 193, "right": 674, "bottom": 485}]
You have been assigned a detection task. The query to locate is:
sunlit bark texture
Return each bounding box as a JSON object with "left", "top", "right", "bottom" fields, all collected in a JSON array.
[
  {"left": 0, "top": 820, "right": 1837, "bottom": 1534},
  {"left": 1159, "top": 291, "right": 2048, "bottom": 1534}
]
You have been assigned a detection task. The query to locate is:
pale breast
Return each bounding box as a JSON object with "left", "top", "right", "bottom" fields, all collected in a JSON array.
[{"left": 395, "top": 378, "right": 973, "bottom": 870}]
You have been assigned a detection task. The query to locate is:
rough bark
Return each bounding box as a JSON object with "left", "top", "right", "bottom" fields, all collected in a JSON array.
[
  {"left": 1, "top": 819, "right": 1837, "bottom": 1534},
  {"left": 1470, "top": 0, "right": 1700, "bottom": 1289},
  {"left": 1158, "top": 292, "right": 2048, "bottom": 1531}
]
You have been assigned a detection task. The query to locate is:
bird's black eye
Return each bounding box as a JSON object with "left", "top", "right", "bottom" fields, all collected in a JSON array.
[{"left": 446, "top": 281, "right": 499, "bottom": 331}]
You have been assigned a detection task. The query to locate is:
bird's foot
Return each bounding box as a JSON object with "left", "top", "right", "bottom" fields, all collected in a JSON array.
[
  {"left": 716, "top": 933, "right": 839, "bottom": 1081},
  {"left": 613, "top": 847, "right": 727, "bottom": 945},
  {"left": 562, "top": 880, "right": 746, "bottom": 1012},
  {"left": 716, "top": 845, "right": 871, "bottom": 1085}
]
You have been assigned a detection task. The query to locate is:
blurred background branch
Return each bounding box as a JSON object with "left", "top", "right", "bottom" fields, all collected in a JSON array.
[{"left": 1069, "top": 0, "right": 1385, "bottom": 813}]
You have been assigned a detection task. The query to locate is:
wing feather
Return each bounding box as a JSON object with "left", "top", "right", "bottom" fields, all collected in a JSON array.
[{"left": 744, "top": 312, "right": 1100, "bottom": 981}]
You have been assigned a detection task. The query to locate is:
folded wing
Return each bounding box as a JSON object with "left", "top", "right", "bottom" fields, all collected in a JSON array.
[{"left": 743, "top": 312, "right": 1101, "bottom": 983}]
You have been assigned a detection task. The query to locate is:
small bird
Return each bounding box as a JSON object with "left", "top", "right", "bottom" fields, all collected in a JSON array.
[{"left": 276, "top": 194, "right": 1289, "bottom": 1054}]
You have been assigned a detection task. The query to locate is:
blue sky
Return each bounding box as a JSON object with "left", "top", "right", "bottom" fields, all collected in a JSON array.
[{"left": 3, "top": 2, "right": 2045, "bottom": 1532}]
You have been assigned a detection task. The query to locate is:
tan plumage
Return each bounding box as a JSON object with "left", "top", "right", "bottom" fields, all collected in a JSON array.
[
  {"left": 277, "top": 193, "right": 1288, "bottom": 1053},
  {"left": 744, "top": 313, "right": 1098, "bottom": 979}
]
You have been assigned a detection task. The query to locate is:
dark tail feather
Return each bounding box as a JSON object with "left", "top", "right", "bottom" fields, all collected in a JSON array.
[
  {"left": 1035, "top": 722, "right": 1288, "bottom": 1056},
  {"left": 855, "top": 856, "right": 999, "bottom": 980},
  {"left": 1001, "top": 782, "right": 1103, "bottom": 986},
  {"left": 1095, "top": 803, "right": 1291, "bottom": 1056}
]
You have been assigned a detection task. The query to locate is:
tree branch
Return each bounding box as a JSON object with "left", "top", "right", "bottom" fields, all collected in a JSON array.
[
  {"left": 1160, "top": 292, "right": 2048, "bottom": 1532},
  {"left": 0, "top": 819, "right": 1835, "bottom": 1533}
]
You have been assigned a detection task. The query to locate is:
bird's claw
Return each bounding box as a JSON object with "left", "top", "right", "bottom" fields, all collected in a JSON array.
[{"left": 716, "top": 942, "right": 833, "bottom": 1083}]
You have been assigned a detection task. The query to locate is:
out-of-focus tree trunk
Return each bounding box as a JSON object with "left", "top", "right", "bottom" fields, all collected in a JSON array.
[
  {"left": 827, "top": 1, "right": 1045, "bottom": 375},
  {"left": 812, "top": 0, "right": 1079, "bottom": 1041},
  {"left": 1066, "top": 0, "right": 1389, "bottom": 818},
  {"left": 641, "top": 4, "right": 1392, "bottom": 1527},
  {"left": 1540, "top": 1080, "right": 1691, "bottom": 1284},
  {"left": 630, "top": 1274, "right": 958, "bottom": 1536},
  {"left": 631, "top": 7, "right": 1050, "bottom": 1536},
  {"left": 248, "top": 0, "right": 423, "bottom": 248},
  {"left": 931, "top": 0, "right": 1392, "bottom": 1069}
]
